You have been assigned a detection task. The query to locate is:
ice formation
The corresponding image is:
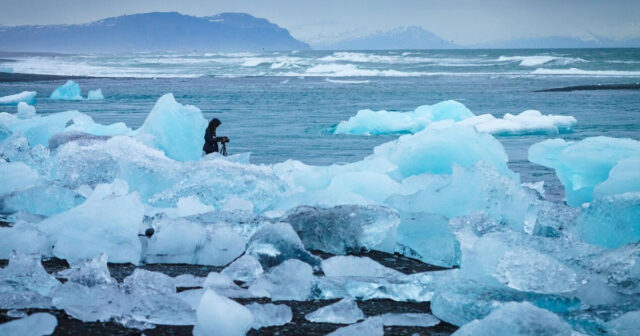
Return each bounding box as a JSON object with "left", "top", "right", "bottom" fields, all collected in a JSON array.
[
  {"left": 371, "top": 313, "right": 440, "bottom": 327},
  {"left": 249, "top": 259, "right": 313, "bottom": 300},
  {"left": 0, "top": 223, "right": 52, "bottom": 258},
  {"left": 327, "top": 318, "right": 384, "bottom": 336},
  {"left": 334, "top": 100, "right": 576, "bottom": 136},
  {"left": 451, "top": 302, "right": 573, "bottom": 336},
  {"left": 395, "top": 213, "right": 461, "bottom": 267},
  {"left": 247, "top": 221, "right": 322, "bottom": 269},
  {"left": 0, "top": 313, "right": 57, "bottom": 336},
  {"left": 321, "top": 256, "right": 403, "bottom": 278},
  {"left": 87, "top": 89, "right": 105, "bottom": 100},
  {"left": 0, "top": 91, "right": 37, "bottom": 105},
  {"left": 529, "top": 136, "right": 640, "bottom": 206},
  {"left": 246, "top": 302, "right": 292, "bottom": 328},
  {"left": 193, "top": 289, "right": 253, "bottom": 336},
  {"left": 0, "top": 252, "right": 60, "bottom": 309},
  {"left": 305, "top": 297, "right": 365, "bottom": 324},
  {"left": 16, "top": 102, "right": 36, "bottom": 119},
  {"left": 221, "top": 254, "right": 264, "bottom": 283}
]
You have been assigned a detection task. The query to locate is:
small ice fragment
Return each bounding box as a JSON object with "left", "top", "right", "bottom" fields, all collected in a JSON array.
[
  {"left": 57, "top": 253, "right": 115, "bottom": 286},
  {"left": 221, "top": 254, "right": 264, "bottom": 283},
  {"left": 246, "top": 302, "right": 292, "bottom": 328},
  {"left": 203, "top": 272, "right": 254, "bottom": 298},
  {"left": 522, "top": 181, "right": 545, "bottom": 197},
  {"left": 248, "top": 259, "right": 313, "bottom": 300},
  {"left": 372, "top": 313, "right": 440, "bottom": 327},
  {"left": 0, "top": 252, "right": 60, "bottom": 309},
  {"left": 172, "top": 274, "right": 205, "bottom": 288},
  {"left": 0, "top": 91, "right": 37, "bottom": 105},
  {"left": 247, "top": 222, "right": 321, "bottom": 269},
  {"left": 327, "top": 318, "right": 384, "bottom": 336},
  {"left": 321, "top": 256, "right": 404, "bottom": 278},
  {"left": 193, "top": 289, "right": 254, "bottom": 336},
  {"left": 305, "top": 297, "right": 364, "bottom": 324},
  {"left": 0, "top": 313, "right": 57, "bottom": 336},
  {"left": 16, "top": 102, "right": 36, "bottom": 119},
  {"left": 49, "top": 80, "right": 83, "bottom": 100}
]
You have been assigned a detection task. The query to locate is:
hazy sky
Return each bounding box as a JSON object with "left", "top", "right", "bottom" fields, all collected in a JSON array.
[{"left": 1, "top": 0, "right": 639, "bottom": 45}]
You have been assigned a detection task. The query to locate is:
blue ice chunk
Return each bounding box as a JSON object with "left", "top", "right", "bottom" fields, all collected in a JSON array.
[
  {"left": 0, "top": 91, "right": 36, "bottom": 105},
  {"left": 528, "top": 137, "right": 640, "bottom": 206},
  {"left": 577, "top": 193, "right": 640, "bottom": 249},
  {"left": 2, "top": 185, "right": 85, "bottom": 216},
  {"left": 395, "top": 212, "right": 461, "bottom": 268},
  {"left": 87, "top": 89, "right": 104, "bottom": 100},
  {"left": 0, "top": 252, "right": 61, "bottom": 309},
  {"left": 0, "top": 162, "right": 39, "bottom": 197},
  {"left": 16, "top": 102, "right": 36, "bottom": 119},
  {"left": 0, "top": 313, "right": 57, "bottom": 336},
  {"left": 0, "top": 223, "right": 52, "bottom": 259},
  {"left": 49, "top": 80, "right": 84, "bottom": 100},
  {"left": 134, "top": 93, "right": 208, "bottom": 161}
]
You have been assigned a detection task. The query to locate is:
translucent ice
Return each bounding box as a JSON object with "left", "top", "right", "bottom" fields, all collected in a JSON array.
[
  {"left": 38, "top": 180, "right": 143, "bottom": 264},
  {"left": 202, "top": 272, "right": 255, "bottom": 299},
  {"left": 87, "top": 89, "right": 104, "bottom": 100},
  {"left": 0, "top": 313, "right": 57, "bottom": 336},
  {"left": 222, "top": 254, "right": 264, "bottom": 283},
  {"left": 334, "top": 100, "right": 473, "bottom": 135},
  {"left": 0, "top": 252, "right": 60, "bottom": 309},
  {"left": 327, "top": 318, "right": 384, "bottom": 336},
  {"left": 49, "top": 80, "right": 83, "bottom": 100},
  {"left": 249, "top": 259, "right": 313, "bottom": 300},
  {"left": 193, "top": 289, "right": 254, "bottom": 336},
  {"left": 145, "top": 218, "right": 245, "bottom": 265},
  {"left": 0, "top": 91, "right": 36, "bottom": 105},
  {"left": 57, "top": 254, "right": 115, "bottom": 287},
  {"left": 606, "top": 311, "right": 640, "bottom": 336},
  {"left": 372, "top": 313, "right": 440, "bottom": 327},
  {"left": 16, "top": 102, "right": 36, "bottom": 119},
  {"left": 459, "top": 110, "right": 576, "bottom": 136},
  {"left": 3, "top": 184, "right": 84, "bottom": 216},
  {"left": 0, "top": 223, "right": 52, "bottom": 258},
  {"left": 247, "top": 222, "right": 321, "bottom": 269},
  {"left": 283, "top": 205, "right": 399, "bottom": 255},
  {"left": 134, "top": 93, "right": 207, "bottom": 161},
  {"left": 576, "top": 193, "right": 640, "bottom": 248},
  {"left": 322, "top": 256, "right": 403, "bottom": 278},
  {"left": 528, "top": 137, "right": 640, "bottom": 206},
  {"left": 246, "top": 302, "right": 292, "bottom": 328},
  {"left": 305, "top": 297, "right": 365, "bottom": 324},
  {"left": 0, "top": 162, "right": 39, "bottom": 197},
  {"left": 451, "top": 302, "right": 573, "bottom": 336},
  {"left": 395, "top": 212, "right": 461, "bottom": 267}
]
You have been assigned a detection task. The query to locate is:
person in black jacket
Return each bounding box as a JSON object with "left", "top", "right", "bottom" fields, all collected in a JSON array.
[{"left": 203, "top": 118, "right": 229, "bottom": 155}]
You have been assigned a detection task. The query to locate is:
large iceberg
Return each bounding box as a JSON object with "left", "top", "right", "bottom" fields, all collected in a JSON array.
[
  {"left": 0, "top": 91, "right": 37, "bottom": 105},
  {"left": 334, "top": 100, "right": 576, "bottom": 136},
  {"left": 49, "top": 80, "right": 104, "bottom": 100}
]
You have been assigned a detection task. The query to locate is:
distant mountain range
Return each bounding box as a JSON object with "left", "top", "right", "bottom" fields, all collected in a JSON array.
[
  {"left": 474, "top": 34, "right": 640, "bottom": 49},
  {"left": 0, "top": 12, "right": 310, "bottom": 53},
  {"left": 315, "top": 26, "right": 458, "bottom": 50}
]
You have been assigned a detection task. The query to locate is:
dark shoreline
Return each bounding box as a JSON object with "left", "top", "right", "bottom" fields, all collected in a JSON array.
[
  {"left": 0, "top": 72, "right": 104, "bottom": 83},
  {"left": 535, "top": 83, "right": 640, "bottom": 92}
]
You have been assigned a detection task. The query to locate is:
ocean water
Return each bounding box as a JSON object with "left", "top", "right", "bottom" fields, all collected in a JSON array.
[{"left": 1, "top": 48, "right": 639, "bottom": 201}]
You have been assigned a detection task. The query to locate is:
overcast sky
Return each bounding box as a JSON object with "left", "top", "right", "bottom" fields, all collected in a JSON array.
[{"left": 1, "top": 0, "right": 639, "bottom": 45}]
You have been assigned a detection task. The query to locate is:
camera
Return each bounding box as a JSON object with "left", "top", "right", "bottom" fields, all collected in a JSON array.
[{"left": 222, "top": 136, "right": 230, "bottom": 143}]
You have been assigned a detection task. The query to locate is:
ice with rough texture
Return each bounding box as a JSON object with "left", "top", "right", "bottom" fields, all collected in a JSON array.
[
  {"left": 0, "top": 162, "right": 39, "bottom": 197},
  {"left": 0, "top": 313, "right": 57, "bottom": 336},
  {"left": 247, "top": 222, "right": 321, "bottom": 269},
  {"left": 606, "top": 311, "right": 640, "bottom": 336},
  {"left": 49, "top": 80, "right": 83, "bottom": 100},
  {"left": 202, "top": 272, "right": 254, "bottom": 298},
  {"left": 38, "top": 180, "right": 143, "bottom": 264},
  {"left": 3, "top": 184, "right": 84, "bottom": 216},
  {"left": 0, "top": 91, "right": 36, "bottom": 105},
  {"left": 283, "top": 205, "right": 399, "bottom": 255},
  {"left": 395, "top": 212, "right": 461, "bottom": 267},
  {"left": 451, "top": 302, "right": 573, "bottom": 336},
  {"left": 246, "top": 302, "right": 292, "bottom": 329},
  {"left": 249, "top": 259, "right": 313, "bottom": 300},
  {"left": 334, "top": 100, "right": 575, "bottom": 136},
  {"left": 0, "top": 223, "right": 52, "bottom": 258},
  {"left": 305, "top": 297, "right": 365, "bottom": 324},
  {"left": 528, "top": 136, "right": 640, "bottom": 206},
  {"left": 327, "top": 318, "right": 384, "bottom": 336},
  {"left": 577, "top": 192, "right": 640, "bottom": 248},
  {"left": 222, "top": 254, "right": 264, "bottom": 283},
  {"left": 145, "top": 218, "right": 245, "bottom": 265},
  {"left": 334, "top": 100, "right": 473, "bottom": 135},
  {"left": 193, "top": 289, "right": 254, "bottom": 336},
  {"left": 134, "top": 93, "right": 207, "bottom": 161},
  {"left": 87, "top": 89, "right": 104, "bottom": 100},
  {"left": 0, "top": 252, "right": 61, "bottom": 309},
  {"left": 16, "top": 102, "right": 36, "bottom": 119},
  {"left": 322, "top": 256, "right": 403, "bottom": 278}
]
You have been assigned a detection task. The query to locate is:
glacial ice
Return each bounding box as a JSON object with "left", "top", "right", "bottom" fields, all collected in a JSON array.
[
  {"left": 16, "top": 102, "right": 36, "bottom": 119},
  {"left": 0, "top": 162, "right": 39, "bottom": 197},
  {"left": 0, "top": 91, "right": 37, "bottom": 105},
  {"left": 451, "top": 302, "right": 573, "bottom": 336},
  {"left": 395, "top": 212, "right": 461, "bottom": 267},
  {"left": 334, "top": 100, "right": 576, "bottom": 136},
  {"left": 606, "top": 311, "right": 640, "bottom": 336},
  {"left": 249, "top": 259, "right": 313, "bottom": 300},
  {"left": 3, "top": 184, "right": 84, "bottom": 216},
  {"left": 221, "top": 254, "right": 264, "bottom": 283},
  {"left": 0, "top": 313, "right": 57, "bottom": 336},
  {"left": 371, "top": 313, "right": 440, "bottom": 327},
  {"left": 87, "top": 88, "right": 105, "bottom": 100},
  {"left": 305, "top": 297, "right": 365, "bottom": 324},
  {"left": 49, "top": 80, "right": 84, "bottom": 100},
  {"left": 38, "top": 180, "right": 144, "bottom": 264},
  {"left": 327, "top": 318, "right": 384, "bottom": 336},
  {"left": 0, "top": 252, "right": 60, "bottom": 309},
  {"left": 0, "top": 223, "right": 52, "bottom": 258},
  {"left": 321, "top": 256, "right": 403, "bottom": 278},
  {"left": 576, "top": 193, "right": 640, "bottom": 248},
  {"left": 246, "top": 221, "right": 321, "bottom": 269},
  {"left": 246, "top": 302, "right": 292, "bottom": 328},
  {"left": 202, "top": 272, "right": 255, "bottom": 298},
  {"left": 134, "top": 93, "right": 207, "bottom": 161},
  {"left": 283, "top": 205, "right": 399, "bottom": 254},
  {"left": 529, "top": 136, "right": 640, "bottom": 206},
  {"left": 193, "top": 289, "right": 254, "bottom": 336}
]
